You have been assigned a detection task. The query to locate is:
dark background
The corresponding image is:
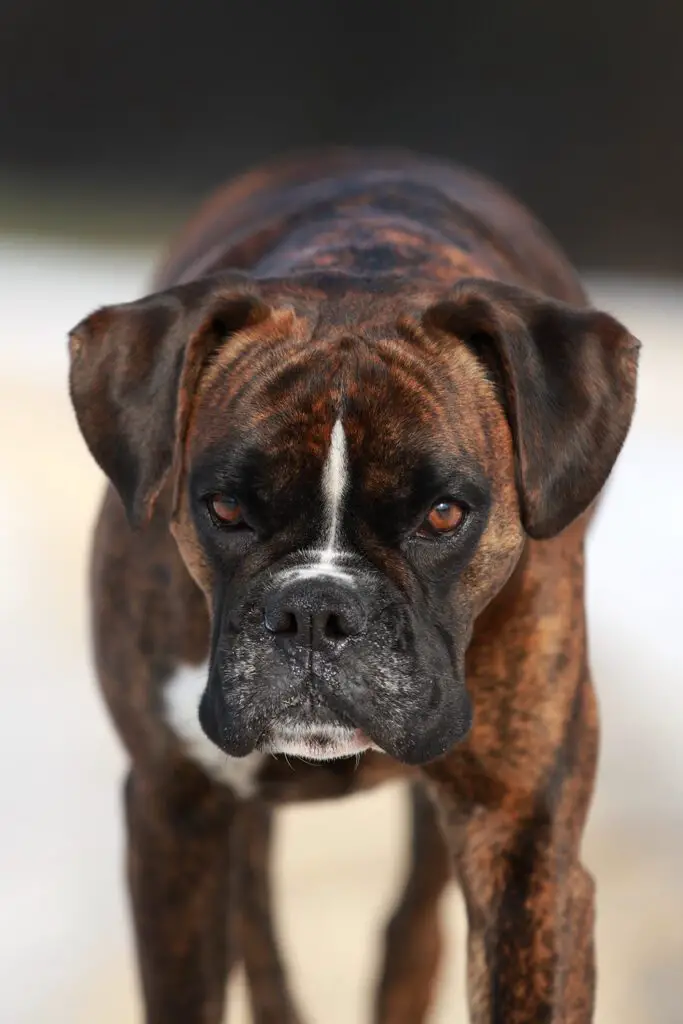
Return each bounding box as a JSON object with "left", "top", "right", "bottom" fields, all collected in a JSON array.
[{"left": 1, "top": 0, "right": 680, "bottom": 271}]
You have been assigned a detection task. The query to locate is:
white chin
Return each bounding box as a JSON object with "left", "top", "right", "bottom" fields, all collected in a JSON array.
[{"left": 265, "top": 726, "right": 373, "bottom": 761}]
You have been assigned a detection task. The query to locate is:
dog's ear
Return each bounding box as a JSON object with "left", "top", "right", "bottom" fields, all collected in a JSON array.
[
  {"left": 422, "top": 279, "right": 640, "bottom": 539},
  {"left": 69, "top": 274, "right": 269, "bottom": 527}
]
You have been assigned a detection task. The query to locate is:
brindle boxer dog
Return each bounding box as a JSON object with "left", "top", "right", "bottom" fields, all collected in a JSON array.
[{"left": 68, "top": 149, "right": 639, "bottom": 1024}]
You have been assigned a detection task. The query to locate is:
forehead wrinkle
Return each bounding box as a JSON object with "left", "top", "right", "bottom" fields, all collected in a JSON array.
[
  {"left": 203, "top": 313, "right": 360, "bottom": 424},
  {"left": 192, "top": 358, "right": 342, "bottom": 486},
  {"left": 259, "top": 344, "right": 329, "bottom": 398},
  {"left": 361, "top": 352, "right": 445, "bottom": 429},
  {"left": 235, "top": 334, "right": 364, "bottom": 437},
  {"left": 374, "top": 338, "right": 450, "bottom": 409},
  {"left": 253, "top": 335, "right": 346, "bottom": 404},
  {"left": 202, "top": 307, "right": 297, "bottom": 379},
  {"left": 235, "top": 376, "right": 342, "bottom": 496},
  {"left": 199, "top": 307, "right": 305, "bottom": 400},
  {"left": 196, "top": 340, "right": 307, "bottom": 443},
  {"left": 341, "top": 334, "right": 504, "bottom": 496}
]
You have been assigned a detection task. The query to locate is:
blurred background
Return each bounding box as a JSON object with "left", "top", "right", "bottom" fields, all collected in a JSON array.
[{"left": 1, "top": 2, "right": 681, "bottom": 1022}]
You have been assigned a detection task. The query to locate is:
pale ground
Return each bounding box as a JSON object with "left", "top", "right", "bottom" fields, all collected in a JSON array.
[{"left": 1, "top": 236, "right": 682, "bottom": 1023}]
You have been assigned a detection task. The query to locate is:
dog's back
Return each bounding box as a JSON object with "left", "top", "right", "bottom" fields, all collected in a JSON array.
[{"left": 156, "top": 148, "right": 585, "bottom": 304}]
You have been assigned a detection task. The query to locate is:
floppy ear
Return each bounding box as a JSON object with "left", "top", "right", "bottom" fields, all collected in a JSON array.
[
  {"left": 68, "top": 273, "right": 269, "bottom": 527},
  {"left": 422, "top": 279, "right": 640, "bottom": 539}
]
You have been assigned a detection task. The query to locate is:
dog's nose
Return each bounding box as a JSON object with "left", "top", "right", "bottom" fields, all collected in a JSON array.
[{"left": 264, "top": 577, "right": 366, "bottom": 647}]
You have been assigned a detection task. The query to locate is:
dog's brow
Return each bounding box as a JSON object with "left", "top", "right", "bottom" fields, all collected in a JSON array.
[
  {"left": 188, "top": 437, "right": 259, "bottom": 494},
  {"left": 412, "top": 455, "right": 491, "bottom": 505},
  {"left": 189, "top": 455, "right": 244, "bottom": 495}
]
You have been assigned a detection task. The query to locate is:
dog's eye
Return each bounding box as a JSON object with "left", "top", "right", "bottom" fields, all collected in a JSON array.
[
  {"left": 416, "top": 500, "right": 465, "bottom": 538},
  {"left": 207, "top": 495, "right": 245, "bottom": 527}
]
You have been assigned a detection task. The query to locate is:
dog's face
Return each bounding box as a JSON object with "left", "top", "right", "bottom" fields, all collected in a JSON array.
[
  {"left": 69, "top": 272, "right": 639, "bottom": 765},
  {"left": 176, "top": 293, "right": 524, "bottom": 764}
]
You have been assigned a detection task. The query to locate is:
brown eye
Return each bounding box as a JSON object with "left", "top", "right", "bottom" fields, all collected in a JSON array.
[
  {"left": 208, "top": 495, "right": 245, "bottom": 527},
  {"left": 417, "top": 500, "right": 465, "bottom": 538}
]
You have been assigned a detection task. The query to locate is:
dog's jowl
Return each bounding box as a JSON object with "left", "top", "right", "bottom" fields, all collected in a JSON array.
[{"left": 69, "top": 150, "right": 639, "bottom": 1023}]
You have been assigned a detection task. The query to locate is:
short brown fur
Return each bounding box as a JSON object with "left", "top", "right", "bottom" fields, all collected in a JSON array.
[{"left": 69, "top": 149, "right": 639, "bottom": 1023}]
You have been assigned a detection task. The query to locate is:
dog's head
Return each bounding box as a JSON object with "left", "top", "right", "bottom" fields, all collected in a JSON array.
[{"left": 69, "top": 271, "right": 639, "bottom": 765}]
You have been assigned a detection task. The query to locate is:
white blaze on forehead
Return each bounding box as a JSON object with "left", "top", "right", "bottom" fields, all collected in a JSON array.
[
  {"left": 321, "top": 417, "right": 348, "bottom": 560},
  {"left": 272, "top": 416, "right": 354, "bottom": 584}
]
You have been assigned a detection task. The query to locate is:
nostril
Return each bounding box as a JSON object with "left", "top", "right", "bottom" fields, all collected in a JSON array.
[
  {"left": 264, "top": 608, "right": 298, "bottom": 635},
  {"left": 281, "top": 612, "right": 298, "bottom": 636},
  {"left": 324, "top": 612, "right": 349, "bottom": 640}
]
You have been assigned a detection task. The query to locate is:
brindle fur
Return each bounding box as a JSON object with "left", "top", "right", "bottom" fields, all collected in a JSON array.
[{"left": 69, "top": 149, "right": 639, "bottom": 1023}]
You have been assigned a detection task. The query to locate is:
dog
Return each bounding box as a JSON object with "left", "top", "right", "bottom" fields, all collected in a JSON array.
[{"left": 68, "top": 148, "right": 639, "bottom": 1023}]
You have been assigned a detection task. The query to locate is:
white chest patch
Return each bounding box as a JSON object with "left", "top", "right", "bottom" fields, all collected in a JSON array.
[{"left": 163, "top": 661, "right": 265, "bottom": 799}]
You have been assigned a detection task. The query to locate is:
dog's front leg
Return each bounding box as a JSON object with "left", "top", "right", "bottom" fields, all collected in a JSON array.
[
  {"left": 453, "top": 807, "right": 595, "bottom": 1023},
  {"left": 427, "top": 682, "right": 598, "bottom": 1024},
  {"left": 374, "top": 783, "right": 452, "bottom": 1024},
  {"left": 124, "top": 767, "right": 237, "bottom": 1024},
  {"left": 238, "top": 800, "right": 305, "bottom": 1024}
]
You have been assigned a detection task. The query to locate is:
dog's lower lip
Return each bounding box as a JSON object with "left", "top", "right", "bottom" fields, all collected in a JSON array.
[{"left": 260, "top": 721, "right": 375, "bottom": 760}]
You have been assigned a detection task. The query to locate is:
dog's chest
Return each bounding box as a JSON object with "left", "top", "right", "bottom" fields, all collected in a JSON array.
[{"left": 163, "top": 662, "right": 265, "bottom": 798}]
